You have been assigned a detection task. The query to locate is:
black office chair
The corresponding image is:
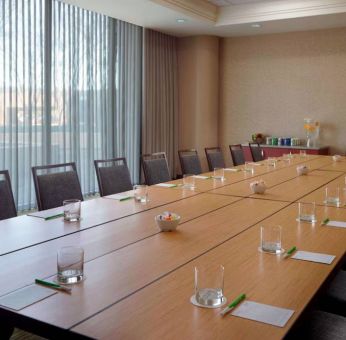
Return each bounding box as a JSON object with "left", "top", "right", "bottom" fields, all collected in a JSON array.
[
  {"left": 229, "top": 144, "right": 245, "bottom": 166},
  {"left": 94, "top": 157, "right": 132, "bottom": 197},
  {"left": 249, "top": 143, "right": 264, "bottom": 162},
  {"left": 178, "top": 149, "right": 202, "bottom": 175},
  {"left": 0, "top": 170, "right": 17, "bottom": 220},
  {"left": 205, "top": 147, "right": 225, "bottom": 171},
  {"left": 141, "top": 152, "right": 171, "bottom": 185},
  {"left": 32, "top": 162, "right": 83, "bottom": 211},
  {"left": 320, "top": 269, "right": 346, "bottom": 317},
  {"left": 289, "top": 310, "right": 346, "bottom": 339}
]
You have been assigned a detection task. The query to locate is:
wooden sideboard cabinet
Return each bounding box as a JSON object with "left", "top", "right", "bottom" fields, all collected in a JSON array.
[{"left": 241, "top": 144, "right": 329, "bottom": 161}]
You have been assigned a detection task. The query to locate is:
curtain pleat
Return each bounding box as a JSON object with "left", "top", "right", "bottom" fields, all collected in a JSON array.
[
  {"left": 0, "top": 0, "right": 142, "bottom": 210},
  {"left": 142, "top": 29, "right": 178, "bottom": 178}
]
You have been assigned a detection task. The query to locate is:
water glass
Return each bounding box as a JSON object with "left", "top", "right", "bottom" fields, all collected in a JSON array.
[
  {"left": 57, "top": 246, "right": 84, "bottom": 284},
  {"left": 282, "top": 154, "right": 291, "bottom": 165},
  {"left": 300, "top": 150, "right": 307, "bottom": 157},
  {"left": 213, "top": 168, "right": 225, "bottom": 181},
  {"left": 244, "top": 162, "right": 254, "bottom": 174},
  {"left": 260, "top": 225, "right": 282, "bottom": 254},
  {"left": 194, "top": 264, "right": 224, "bottom": 307},
  {"left": 63, "top": 199, "right": 81, "bottom": 222},
  {"left": 133, "top": 185, "right": 149, "bottom": 203},
  {"left": 183, "top": 174, "right": 195, "bottom": 190},
  {"left": 267, "top": 157, "right": 277, "bottom": 167},
  {"left": 324, "top": 187, "right": 340, "bottom": 207},
  {"left": 297, "top": 202, "right": 316, "bottom": 223}
]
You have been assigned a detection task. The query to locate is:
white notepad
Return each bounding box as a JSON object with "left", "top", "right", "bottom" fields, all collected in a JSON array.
[
  {"left": 106, "top": 193, "right": 133, "bottom": 201},
  {"left": 27, "top": 207, "right": 63, "bottom": 220},
  {"left": 231, "top": 301, "right": 294, "bottom": 327},
  {"left": 193, "top": 175, "right": 211, "bottom": 179},
  {"left": 291, "top": 251, "right": 335, "bottom": 264},
  {"left": 0, "top": 285, "right": 57, "bottom": 311},
  {"left": 155, "top": 183, "right": 177, "bottom": 188},
  {"left": 326, "top": 220, "right": 346, "bottom": 229},
  {"left": 224, "top": 168, "right": 240, "bottom": 172}
]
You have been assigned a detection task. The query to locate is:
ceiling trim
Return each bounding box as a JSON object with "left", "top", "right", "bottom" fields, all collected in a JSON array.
[
  {"left": 151, "top": 0, "right": 218, "bottom": 22},
  {"left": 217, "top": 0, "right": 346, "bottom": 25}
]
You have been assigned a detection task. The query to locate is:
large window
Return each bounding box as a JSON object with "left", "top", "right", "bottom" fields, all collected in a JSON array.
[{"left": 0, "top": 0, "right": 142, "bottom": 210}]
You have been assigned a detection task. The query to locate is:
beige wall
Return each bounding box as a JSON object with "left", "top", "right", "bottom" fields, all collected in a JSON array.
[
  {"left": 177, "top": 36, "right": 219, "bottom": 173},
  {"left": 219, "top": 27, "right": 346, "bottom": 158}
]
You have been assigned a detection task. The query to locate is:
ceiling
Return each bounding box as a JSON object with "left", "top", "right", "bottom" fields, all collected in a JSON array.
[
  {"left": 207, "top": 0, "right": 284, "bottom": 5},
  {"left": 63, "top": 0, "right": 346, "bottom": 37}
]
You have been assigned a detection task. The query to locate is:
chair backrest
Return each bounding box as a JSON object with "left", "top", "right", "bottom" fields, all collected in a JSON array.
[
  {"left": 0, "top": 170, "right": 17, "bottom": 220},
  {"left": 32, "top": 162, "right": 83, "bottom": 211},
  {"left": 141, "top": 152, "right": 171, "bottom": 186},
  {"left": 205, "top": 147, "right": 225, "bottom": 171},
  {"left": 94, "top": 158, "right": 132, "bottom": 197},
  {"left": 178, "top": 149, "right": 202, "bottom": 175},
  {"left": 249, "top": 143, "right": 264, "bottom": 162},
  {"left": 229, "top": 144, "right": 245, "bottom": 166}
]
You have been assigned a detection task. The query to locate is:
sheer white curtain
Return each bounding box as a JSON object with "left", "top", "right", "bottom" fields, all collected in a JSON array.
[
  {"left": 51, "top": 1, "right": 142, "bottom": 195},
  {"left": 0, "top": 0, "right": 142, "bottom": 210},
  {"left": 0, "top": 0, "right": 46, "bottom": 210}
]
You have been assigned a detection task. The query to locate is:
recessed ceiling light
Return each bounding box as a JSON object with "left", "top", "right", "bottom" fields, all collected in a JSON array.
[
  {"left": 176, "top": 18, "right": 187, "bottom": 23},
  {"left": 251, "top": 23, "right": 261, "bottom": 28}
]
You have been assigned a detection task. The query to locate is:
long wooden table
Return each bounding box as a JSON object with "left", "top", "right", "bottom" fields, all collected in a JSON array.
[{"left": 0, "top": 155, "right": 345, "bottom": 340}]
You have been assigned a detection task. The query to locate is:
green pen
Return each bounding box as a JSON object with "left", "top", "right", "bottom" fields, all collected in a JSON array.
[
  {"left": 119, "top": 196, "right": 133, "bottom": 202},
  {"left": 44, "top": 213, "right": 64, "bottom": 221},
  {"left": 35, "top": 279, "right": 72, "bottom": 293},
  {"left": 283, "top": 246, "right": 297, "bottom": 259},
  {"left": 220, "top": 293, "right": 246, "bottom": 316},
  {"left": 321, "top": 218, "right": 330, "bottom": 226}
]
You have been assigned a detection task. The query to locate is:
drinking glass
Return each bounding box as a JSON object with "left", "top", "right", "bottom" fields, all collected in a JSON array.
[
  {"left": 300, "top": 150, "right": 307, "bottom": 157},
  {"left": 57, "top": 246, "right": 84, "bottom": 284},
  {"left": 324, "top": 187, "right": 340, "bottom": 207},
  {"left": 297, "top": 202, "right": 316, "bottom": 223},
  {"left": 267, "top": 157, "right": 277, "bottom": 167},
  {"left": 213, "top": 168, "right": 225, "bottom": 181},
  {"left": 194, "top": 264, "right": 224, "bottom": 307},
  {"left": 133, "top": 185, "right": 149, "bottom": 203},
  {"left": 183, "top": 174, "right": 195, "bottom": 190},
  {"left": 244, "top": 162, "right": 254, "bottom": 174},
  {"left": 63, "top": 199, "right": 81, "bottom": 222},
  {"left": 282, "top": 154, "right": 291, "bottom": 165},
  {"left": 260, "top": 225, "right": 282, "bottom": 254}
]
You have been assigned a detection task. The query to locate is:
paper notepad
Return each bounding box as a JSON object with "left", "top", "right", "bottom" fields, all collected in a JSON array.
[
  {"left": 0, "top": 285, "right": 57, "bottom": 311},
  {"left": 291, "top": 251, "right": 335, "bottom": 264},
  {"left": 106, "top": 193, "right": 133, "bottom": 201},
  {"left": 232, "top": 301, "right": 294, "bottom": 327},
  {"left": 155, "top": 183, "right": 177, "bottom": 188},
  {"left": 326, "top": 220, "right": 346, "bottom": 229},
  {"left": 193, "top": 175, "right": 211, "bottom": 179},
  {"left": 27, "top": 207, "right": 63, "bottom": 220},
  {"left": 224, "top": 168, "right": 240, "bottom": 172}
]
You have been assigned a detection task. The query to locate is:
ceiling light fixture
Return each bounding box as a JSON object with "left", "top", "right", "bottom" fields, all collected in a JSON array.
[
  {"left": 176, "top": 18, "right": 187, "bottom": 23},
  {"left": 251, "top": 23, "right": 261, "bottom": 28}
]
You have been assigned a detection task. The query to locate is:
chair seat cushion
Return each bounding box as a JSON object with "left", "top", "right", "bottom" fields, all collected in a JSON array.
[{"left": 306, "top": 311, "right": 346, "bottom": 340}]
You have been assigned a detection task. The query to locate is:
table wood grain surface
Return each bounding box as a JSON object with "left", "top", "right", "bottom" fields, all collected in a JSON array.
[{"left": 0, "top": 155, "right": 345, "bottom": 340}]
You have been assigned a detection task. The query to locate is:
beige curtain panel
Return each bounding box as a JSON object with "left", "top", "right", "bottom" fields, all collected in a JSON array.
[{"left": 142, "top": 29, "right": 178, "bottom": 178}]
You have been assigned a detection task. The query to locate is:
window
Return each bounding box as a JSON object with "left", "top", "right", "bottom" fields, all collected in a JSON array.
[{"left": 0, "top": 0, "right": 142, "bottom": 210}]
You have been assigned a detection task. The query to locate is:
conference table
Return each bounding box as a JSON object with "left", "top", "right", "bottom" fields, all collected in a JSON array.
[{"left": 0, "top": 155, "right": 345, "bottom": 339}]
